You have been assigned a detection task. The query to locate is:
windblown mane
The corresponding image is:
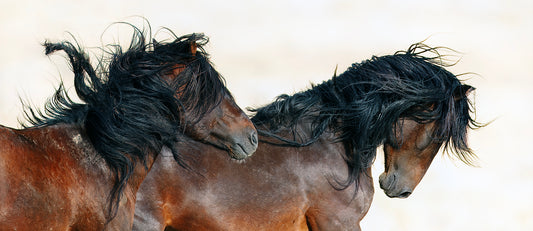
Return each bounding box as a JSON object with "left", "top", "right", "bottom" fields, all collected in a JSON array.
[
  {"left": 251, "top": 43, "right": 480, "bottom": 189},
  {"left": 22, "top": 25, "right": 227, "bottom": 219}
]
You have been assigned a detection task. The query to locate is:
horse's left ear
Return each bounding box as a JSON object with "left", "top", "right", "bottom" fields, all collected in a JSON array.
[
  {"left": 190, "top": 42, "right": 197, "bottom": 56},
  {"left": 453, "top": 84, "right": 475, "bottom": 101}
]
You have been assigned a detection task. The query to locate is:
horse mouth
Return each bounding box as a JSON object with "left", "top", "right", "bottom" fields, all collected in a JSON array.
[{"left": 229, "top": 143, "right": 255, "bottom": 160}]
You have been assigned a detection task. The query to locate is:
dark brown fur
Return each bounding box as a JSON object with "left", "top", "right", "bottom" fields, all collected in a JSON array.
[
  {"left": 133, "top": 44, "right": 479, "bottom": 230},
  {"left": 0, "top": 27, "right": 257, "bottom": 230}
]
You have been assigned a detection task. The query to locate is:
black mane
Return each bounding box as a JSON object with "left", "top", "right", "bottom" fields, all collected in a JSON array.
[
  {"left": 251, "top": 43, "right": 480, "bottom": 189},
  {"left": 22, "top": 26, "right": 227, "bottom": 219}
]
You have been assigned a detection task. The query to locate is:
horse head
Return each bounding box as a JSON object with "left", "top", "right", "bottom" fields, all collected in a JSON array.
[
  {"left": 379, "top": 85, "right": 476, "bottom": 198},
  {"left": 158, "top": 38, "right": 257, "bottom": 160}
]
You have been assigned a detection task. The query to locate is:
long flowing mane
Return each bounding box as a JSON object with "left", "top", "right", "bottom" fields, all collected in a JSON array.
[
  {"left": 251, "top": 43, "right": 481, "bottom": 189},
  {"left": 21, "top": 25, "right": 228, "bottom": 218}
]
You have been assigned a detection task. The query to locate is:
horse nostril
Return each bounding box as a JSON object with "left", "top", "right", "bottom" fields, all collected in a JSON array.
[{"left": 250, "top": 131, "right": 258, "bottom": 146}]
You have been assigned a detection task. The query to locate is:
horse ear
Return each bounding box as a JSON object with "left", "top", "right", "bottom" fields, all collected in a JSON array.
[
  {"left": 190, "top": 42, "right": 197, "bottom": 56},
  {"left": 153, "top": 39, "right": 161, "bottom": 49},
  {"left": 453, "top": 84, "right": 475, "bottom": 101}
]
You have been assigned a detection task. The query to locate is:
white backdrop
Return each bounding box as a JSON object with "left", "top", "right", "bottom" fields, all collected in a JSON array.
[{"left": 1, "top": 0, "right": 531, "bottom": 230}]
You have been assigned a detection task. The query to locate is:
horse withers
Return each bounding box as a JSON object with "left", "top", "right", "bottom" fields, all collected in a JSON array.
[
  {"left": 0, "top": 26, "right": 257, "bottom": 230},
  {"left": 133, "top": 43, "right": 480, "bottom": 230}
]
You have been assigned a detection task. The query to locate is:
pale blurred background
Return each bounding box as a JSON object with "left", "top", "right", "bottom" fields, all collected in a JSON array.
[{"left": 0, "top": 0, "right": 531, "bottom": 230}]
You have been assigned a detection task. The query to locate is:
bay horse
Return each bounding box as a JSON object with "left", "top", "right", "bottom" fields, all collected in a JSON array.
[
  {"left": 133, "top": 43, "right": 481, "bottom": 230},
  {"left": 0, "top": 27, "right": 257, "bottom": 230}
]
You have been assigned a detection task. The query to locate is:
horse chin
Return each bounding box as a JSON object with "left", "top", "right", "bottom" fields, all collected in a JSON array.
[{"left": 383, "top": 188, "right": 413, "bottom": 199}]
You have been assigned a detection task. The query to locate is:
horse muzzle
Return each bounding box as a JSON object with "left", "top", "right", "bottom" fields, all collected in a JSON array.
[
  {"left": 379, "top": 172, "right": 413, "bottom": 198},
  {"left": 228, "top": 129, "right": 258, "bottom": 160}
]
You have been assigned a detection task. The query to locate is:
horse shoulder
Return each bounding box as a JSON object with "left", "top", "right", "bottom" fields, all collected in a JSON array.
[
  {"left": 0, "top": 124, "right": 109, "bottom": 228},
  {"left": 301, "top": 136, "right": 374, "bottom": 231}
]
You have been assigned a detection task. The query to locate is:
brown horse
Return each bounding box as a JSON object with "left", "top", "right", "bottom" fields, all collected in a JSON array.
[
  {"left": 0, "top": 27, "right": 257, "bottom": 230},
  {"left": 133, "top": 43, "right": 480, "bottom": 230}
]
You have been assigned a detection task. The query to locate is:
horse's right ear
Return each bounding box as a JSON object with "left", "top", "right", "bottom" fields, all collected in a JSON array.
[{"left": 453, "top": 84, "right": 475, "bottom": 101}]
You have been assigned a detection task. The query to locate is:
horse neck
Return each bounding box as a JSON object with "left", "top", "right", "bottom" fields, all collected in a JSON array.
[
  {"left": 70, "top": 124, "right": 159, "bottom": 194},
  {"left": 126, "top": 152, "right": 158, "bottom": 193}
]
